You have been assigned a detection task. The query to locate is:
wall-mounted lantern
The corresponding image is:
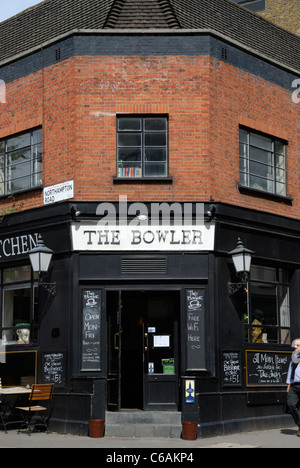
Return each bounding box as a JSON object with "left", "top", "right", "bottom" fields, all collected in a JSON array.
[
  {"left": 228, "top": 238, "right": 254, "bottom": 296},
  {"left": 28, "top": 234, "right": 56, "bottom": 296}
]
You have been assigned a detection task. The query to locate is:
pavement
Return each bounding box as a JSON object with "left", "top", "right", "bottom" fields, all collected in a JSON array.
[{"left": 1, "top": 426, "right": 300, "bottom": 449}]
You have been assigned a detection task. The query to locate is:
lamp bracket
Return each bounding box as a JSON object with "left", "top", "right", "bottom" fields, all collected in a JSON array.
[
  {"left": 40, "top": 280, "right": 56, "bottom": 296},
  {"left": 228, "top": 272, "right": 249, "bottom": 297},
  {"left": 228, "top": 282, "right": 245, "bottom": 296}
]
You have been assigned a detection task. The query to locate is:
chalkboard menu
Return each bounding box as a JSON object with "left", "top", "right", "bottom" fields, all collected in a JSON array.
[
  {"left": 186, "top": 288, "right": 207, "bottom": 371},
  {"left": 246, "top": 350, "right": 291, "bottom": 387},
  {"left": 81, "top": 289, "right": 101, "bottom": 372},
  {"left": 42, "top": 352, "right": 65, "bottom": 387},
  {"left": 221, "top": 351, "right": 242, "bottom": 387}
]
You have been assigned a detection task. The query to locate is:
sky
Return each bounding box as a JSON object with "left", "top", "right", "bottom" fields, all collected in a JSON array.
[{"left": 0, "top": 0, "right": 42, "bottom": 22}]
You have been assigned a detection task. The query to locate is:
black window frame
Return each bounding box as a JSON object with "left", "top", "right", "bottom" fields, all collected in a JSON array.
[
  {"left": 239, "top": 127, "right": 287, "bottom": 198},
  {"left": 1, "top": 265, "right": 39, "bottom": 346},
  {"left": 0, "top": 127, "right": 43, "bottom": 196},
  {"left": 244, "top": 265, "right": 291, "bottom": 345},
  {"left": 116, "top": 115, "right": 169, "bottom": 179}
]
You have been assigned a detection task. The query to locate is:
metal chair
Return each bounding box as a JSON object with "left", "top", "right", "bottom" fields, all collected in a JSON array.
[
  {"left": 0, "top": 379, "right": 12, "bottom": 434},
  {"left": 0, "top": 378, "right": 8, "bottom": 433},
  {"left": 16, "top": 383, "right": 54, "bottom": 435}
]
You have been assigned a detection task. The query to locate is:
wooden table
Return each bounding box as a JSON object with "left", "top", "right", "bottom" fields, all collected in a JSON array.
[{"left": 0, "top": 387, "right": 31, "bottom": 395}]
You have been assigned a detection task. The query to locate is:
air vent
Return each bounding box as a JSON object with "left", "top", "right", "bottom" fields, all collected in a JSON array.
[
  {"left": 55, "top": 48, "right": 61, "bottom": 61},
  {"left": 121, "top": 258, "right": 167, "bottom": 275},
  {"left": 221, "top": 47, "right": 228, "bottom": 60}
]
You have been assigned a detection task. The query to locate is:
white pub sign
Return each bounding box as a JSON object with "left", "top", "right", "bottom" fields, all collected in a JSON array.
[{"left": 71, "top": 223, "right": 215, "bottom": 252}]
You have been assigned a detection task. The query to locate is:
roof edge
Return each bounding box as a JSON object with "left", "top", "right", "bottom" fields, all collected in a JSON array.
[{"left": 0, "top": 27, "right": 299, "bottom": 77}]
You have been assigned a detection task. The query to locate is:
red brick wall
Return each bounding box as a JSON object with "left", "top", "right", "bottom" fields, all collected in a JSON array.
[{"left": 0, "top": 54, "right": 298, "bottom": 218}]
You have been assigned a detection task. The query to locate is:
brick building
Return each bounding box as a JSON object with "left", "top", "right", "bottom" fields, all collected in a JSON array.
[{"left": 0, "top": 0, "right": 300, "bottom": 437}]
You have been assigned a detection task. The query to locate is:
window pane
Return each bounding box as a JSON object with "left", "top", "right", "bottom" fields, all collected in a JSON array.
[
  {"left": 250, "top": 160, "right": 273, "bottom": 179},
  {"left": 4, "top": 266, "right": 31, "bottom": 283},
  {"left": 33, "top": 143, "right": 43, "bottom": 161},
  {"left": 251, "top": 283, "right": 277, "bottom": 343},
  {"left": 118, "top": 148, "right": 142, "bottom": 162},
  {"left": 239, "top": 129, "right": 248, "bottom": 144},
  {"left": 0, "top": 141, "right": 4, "bottom": 154},
  {"left": 275, "top": 140, "right": 284, "bottom": 155},
  {"left": 239, "top": 171, "right": 248, "bottom": 186},
  {"left": 3, "top": 287, "right": 31, "bottom": 344},
  {"left": 8, "top": 148, "right": 31, "bottom": 165},
  {"left": 247, "top": 266, "right": 290, "bottom": 345},
  {"left": 239, "top": 142, "right": 247, "bottom": 158},
  {"left": 145, "top": 133, "right": 166, "bottom": 147},
  {"left": 8, "top": 176, "right": 31, "bottom": 193},
  {"left": 33, "top": 128, "right": 42, "bottom": 144},
  {"left": 144, "top": 162, "right": 167, "bottom": 177},
  {"left": 281, "top": 329, "right": 291, "bottom": 345},
  {"left": 3, "top": 287, "right": 31, "bottom": 326},
  {"left": 250, "top": 175, "right": 274, "bottom": 192},
  {"left": 7, "top": 133, "right": 30, "bottom": 152},
  {"left": 118, "top": 133, "right": 141, "bottom": 147},
  {"left": 118, "top": 118, "right": 141, "bottom": 131},
  {"left": 278, "top": 285, "right": 290, "bottom": 326},
  {"left": 275, "top": 153, "right": 285, "bottom": 169},
  {"left": 276, "top": 182, "right": 286, "bottom": 196},
  {"left": 0, "top": 156, "right": 4, "bottom": 193},
  {"left": 118, "top": 164, "right": 142, "bottom": 177},
  {"left": 145, "top": 118, "right": 167, "bottom": 131},
  {"left": 145, "top": 148, "right": 167, "bottom": 162},
  {"left": 251, "top": 266, "right": 276, "bottom": 282},
  {"left": 10, "top": 162, "right": 32, "bottom": 180},
  {"left": 239, "top": 157, "right": 247, "bottom": 172},
  {"left": 276, "top": 167, "right": 285, "bottom": 183},
  {"left": 250, "top": 133, "right": 272, "bottom": 151},
  {"left": 249, "top": 146, "right": 272, "bottom": 166},
  {"left": 279, "top": 269, "right": 289, "bottom": 283}
]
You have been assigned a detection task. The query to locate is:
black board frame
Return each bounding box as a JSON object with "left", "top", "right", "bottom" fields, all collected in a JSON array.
[
  {"left": 81, "top": 289, "right": 102, "bottom": 372},
  {"left": 221, "top": 350, "right": 242, "bottom": 387},
  {"left": 185, "top": 287, "right": 207, "bottom": 372},
  {"left": 42, "top": 351, "right": 66, "bottom": 387},
  {"left": 246, "top": 349, "right": 291, "bottom": 387}
]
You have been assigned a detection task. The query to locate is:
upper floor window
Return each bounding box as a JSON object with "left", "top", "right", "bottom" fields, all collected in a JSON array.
[
  {"left": 0, "top": 128, "right": 42, "bottom": 196},
  {"left": 239, "top": 128, "right": 286, "bottom": 197},
  {"left": 117, "top": 116, "right": 168, "bottom": 178}
]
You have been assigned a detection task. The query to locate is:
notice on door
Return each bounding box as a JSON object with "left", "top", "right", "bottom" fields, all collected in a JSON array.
[{"left": 81, "top": 289, "right": 101, "bottom": 372}]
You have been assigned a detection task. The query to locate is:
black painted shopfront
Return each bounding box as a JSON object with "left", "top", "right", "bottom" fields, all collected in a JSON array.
[{"left": 0, "top": 201, "right": 299, "bottom": 436}]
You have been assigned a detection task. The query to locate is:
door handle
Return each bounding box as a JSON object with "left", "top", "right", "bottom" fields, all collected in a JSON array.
[
  {"left": 114, "top": 332, "right": 120, "bottom": 350},
  {"left": 144, "top": 332, "right": 148, "bottom": 351}
]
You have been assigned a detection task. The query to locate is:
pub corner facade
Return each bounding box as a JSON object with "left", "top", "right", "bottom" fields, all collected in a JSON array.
[{"left": 0, "top": 0, "right": 300, "bottom": 437}]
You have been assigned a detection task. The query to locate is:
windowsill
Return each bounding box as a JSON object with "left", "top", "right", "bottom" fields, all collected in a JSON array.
[
  {"left": 113, "top": 176, "right": 173, "bottom": 184},
  {"left": 238, "top": 184, "right": 293, "bottom": 205},
  {"left": 0, "top": 185, "right": 43, "bottom": 200}
]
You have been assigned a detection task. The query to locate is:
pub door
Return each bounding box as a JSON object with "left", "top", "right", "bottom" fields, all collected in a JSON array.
[{"left": 107, "top": 290, "right": 180, "bottom": 411}]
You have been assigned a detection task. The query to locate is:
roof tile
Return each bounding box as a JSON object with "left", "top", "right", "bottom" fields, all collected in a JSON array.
[{"left": 0, "top": 0, "right": 299, "bottom": 73}]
